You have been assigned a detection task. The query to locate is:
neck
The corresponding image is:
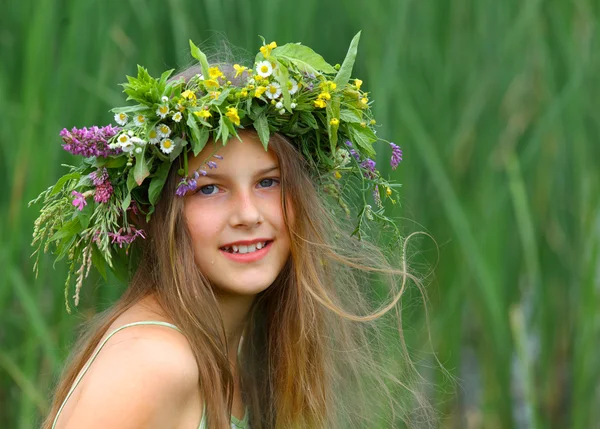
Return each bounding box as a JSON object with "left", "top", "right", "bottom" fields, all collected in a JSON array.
[{"left": 214, "top": 292, "right": 255, "bottom": 365}]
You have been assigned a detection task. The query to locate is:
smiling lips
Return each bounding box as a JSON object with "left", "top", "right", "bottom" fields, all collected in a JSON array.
[{"left": 219, "top": 240, "right": 273, "bottom": 263}]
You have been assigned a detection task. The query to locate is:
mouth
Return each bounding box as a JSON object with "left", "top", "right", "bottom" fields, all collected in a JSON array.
[
  {"left": 219, "top": 240, "right": 273, "bottom": 254},
  {"left": 219, "top": 240, "right": 274, "bottom": 263}
]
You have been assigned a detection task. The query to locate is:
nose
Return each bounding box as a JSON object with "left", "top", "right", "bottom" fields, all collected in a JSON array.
[{"left": 229, "top": 188, "right": 263, "bottom": 228}]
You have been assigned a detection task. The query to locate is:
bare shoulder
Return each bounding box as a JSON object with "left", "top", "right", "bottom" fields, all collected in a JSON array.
[{"left": 61, "top": 323, "right": 200, "bottom": 429}]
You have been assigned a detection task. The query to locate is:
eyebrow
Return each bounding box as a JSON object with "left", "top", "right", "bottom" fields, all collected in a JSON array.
[{"left": 201, "top": 165, "right": 280, "bottom": 179}]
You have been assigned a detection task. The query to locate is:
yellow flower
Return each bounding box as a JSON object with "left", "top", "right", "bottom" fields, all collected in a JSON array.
[
  {"left": 318, "top": 91, "right": 331, "bottom": 100},
  {"left": 314, "top": 99, "right": 327, "bottom": 108},
  {"left": 240, "top": 90, "right": 248, "bottom": 97},
  {"left": 360, "top": 97, "right": 369, "bottom": 105},
  {"left": 225, "top": 107, "right": 241, "bottom": 126},
  {"left": 260, "top": 41, "right": 277, "bottom": 58},
  {"left": 330, "top": 118, "right": 339, "bottom": 126},
  {"left": 233, "top": 64, "right": 247, "bottom": 78},
  {"left": 334, "top": 171, "right": 342, "bottom": 179},
  {"left": 254, "top": 86, "right": 267, "bottom": 98},
  {"left": 204, "top": 79, "right": 220, "bottom": 91},
  {"left": 386, "top": 187, "right": 392, "bottom": 197},
  {"left": 354, "top": 79, "right": 363, "bottom": 90},
  {"left": 194, "top": 109, "right": 212, "bottom": 119},
  {"left": 210, "top": 91, "right": 221, "bottom": 100},
  {"left": 181, "top": 90, "right": 196, "bottom": 100},
  {"left": 360, "top": 122, "right": 367, "bottom": 128},
  {"left": 370, "top": 119, "right": 376, "bottom": 125},
  {"left": 320, "top": 81, "right": 337, "bottom": 91},
  {"left": 208, "top": 66, "right": 224, "bottom": 79}
]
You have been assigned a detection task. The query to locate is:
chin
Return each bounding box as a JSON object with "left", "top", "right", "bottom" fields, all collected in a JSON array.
[{"left": 213, "top": 276, "right": 275, "bottom": 297}]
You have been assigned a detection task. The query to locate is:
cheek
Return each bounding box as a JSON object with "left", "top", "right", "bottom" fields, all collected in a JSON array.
[{"left": 184, "top": 205, "right": 220, "bottom": 247}]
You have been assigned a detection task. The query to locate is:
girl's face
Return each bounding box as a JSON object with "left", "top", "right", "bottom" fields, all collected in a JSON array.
[{"left": 183, "top": 130, "right": 291, "bottom": 297}]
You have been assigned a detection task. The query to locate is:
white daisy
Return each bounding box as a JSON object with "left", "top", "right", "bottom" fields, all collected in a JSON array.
[
  {"left": 275, "top": 101, "right": 283, "bottom": 109},
  {"left": 256, "top": 60, "right": 273, "bottom": 78},
  {"left": 135, "top": 147, "right": 143, "bottom": 154},
  {"left": 133, "top": 115, "right": 146, "bottom": 127},
  {"left": 161, "top": 96, "right": 169, "bottom": 103},
  {"left": 290, "top": 102, "right": 297, "bottom": 109},
  {"left": 287, "top": 78, "right": 298, "bottom": 95},
  {"left": 127, "top": 130, "right": 134, "bottom": 136},
  {"left": 120, "top": 140, "right": 135, "bottom": 153},
  {"left": 117, "top": 133, "right": 130, "bottom": 146},
  {"left": 156, "top": 104, "right": 169, "bottom": 119},
  {"left": 265, "top": 82, "right": 282, "bottom": 100},
  {"left": 172, "top": 111, "right": 183, "bottom": 123},
  {"left": 157, "top": 123, "right": 171, "bottom": 138},
  {"left": 278, "top": 108, "right": 286, "bottom": 115},
  {"left": 131, "top": 136, "right": 146, "bottom": 146},
  {"left": 148, "top": 128, "right": 160, "bottom": 144},
  {"left": 160, "top": 138, "right": 175, "bottom": 154},
  {"left": 114, "top": 112, "right": 128, "bottom": 125}
]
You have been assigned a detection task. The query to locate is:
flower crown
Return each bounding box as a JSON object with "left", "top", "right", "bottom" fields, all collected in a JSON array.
[{"left": 30, "top": 32, "right": 403, "bottom": 310}]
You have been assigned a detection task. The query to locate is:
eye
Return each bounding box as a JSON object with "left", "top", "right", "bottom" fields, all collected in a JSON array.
[
  {"left": 198, "top": 184, "right": 219, "bottom": 195},
  {"left": 258, "top": 178, "right": 280, "bottom": 188}
]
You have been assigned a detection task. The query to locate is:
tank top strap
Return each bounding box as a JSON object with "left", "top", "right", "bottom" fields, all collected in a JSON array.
[{"left": 52, "top": 321, "right": 181, "bottom": 429}]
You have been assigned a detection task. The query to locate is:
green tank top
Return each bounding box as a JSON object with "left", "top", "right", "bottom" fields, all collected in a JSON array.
[{"left": 51, "top": 321, "right": 250, "bottom": 429}]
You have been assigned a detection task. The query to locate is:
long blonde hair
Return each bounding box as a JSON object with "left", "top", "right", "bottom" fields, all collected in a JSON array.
[{"left": 42, "top": 71, "right": 436, "bottom": 429}]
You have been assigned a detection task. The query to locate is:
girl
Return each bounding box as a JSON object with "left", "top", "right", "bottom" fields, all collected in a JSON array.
[{"left": 33, "top": 35, "right": 432, "bottom": 428}]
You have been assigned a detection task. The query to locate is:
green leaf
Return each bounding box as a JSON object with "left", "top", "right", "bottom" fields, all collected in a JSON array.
[
  {"left": 272, "top": 44, "right": 337, "bottom": 75},
  {"left": 187, "top": 114, "right": 209, "bottom": 155},
  {"left": 253, "top": 113, "right": 270, "bottom": 150},
  {"left": 273, "top": 61, "right": 291, "bottom": 110},
  {"left": 158, "top": 69, "right": 174, "bottom": 88},
  {"left": 334, "top": 31, "right": 361, "bottom": 87},
  {"left": 339, "top": 108, "right": 363, "bottom": 123},
  {"left": 218, "top": 116, "right": 230, "bottom": 144},
  {"left": 133, "top": 150, "right": 150, "bottom": 185},
  {"left": 148, "top": 161, "right": 171, "bottom": 205},
  {"left": 91, "top": 246, "right": 108, "bottom": 281},
  {"left": 111, "top": 105, "right": 148, "bottom": 114},
  {"left": 50, "top": 172, "right": 81, "bottom": 196},
  {"left": 326, "top": 96, "right": 341, "bottom": 154},
  {"left": 49, "top": 218, "right": 81, "bottom": 243},
  {"left": 127, "top": 170, "right": 137, "bottom": 192},
  {"left": 348, "top": 123, "right": 377, "bottom": 156},
  {"left": 96, "top": 156, "right": 127, "bottom": 169},
  {"left": 121, "top": 192, "right": 132, "bottom": 211},
  {"left": 189, "top": 40, "right": 210, "bottom": 81},
  {"left": 168, "top": 137, "right": 186, "bottom": 161}
]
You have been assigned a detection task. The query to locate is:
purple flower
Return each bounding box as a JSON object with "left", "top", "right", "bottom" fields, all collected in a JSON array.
[
  {"left": 361, "top": 158, "right": 376, "bottom": 172},
  {"left": 345, "top": 140, "right": 361, "bottom": 161},
  {"left": 390, "top": 143, "right": 402, "bottom": 170},
  {"left": 198, "top": 169, "right": 207, "bottom": 176},
  {"left": 94, "top": 181, "right": 113, "bottom": 203},
  {"left": 108, "top": 226, "right": 146, "bottom": 248},
  {"left": 207, "top": 161, "right": 218, "bottom": 169},
  {"left": 360, "top": 158, "right": 377, "bottom": 179},
  {"left": 89, "top": 168, "right": 113, "bottom": 203},
  {"left": 176, "top": 181, "right": 190, "bottom": 197},
  {"left": 71, "top": 191, "right": 87, "bottom": 211},
  {"left": 213, "top": 155, "right": 224, "bottom": 160},
  {"left": 175, "top": 178, "right": 198, "bottom": 197},
  {"left": 89, "top": 168, "right": 109, "bottom": 186},
  {"left": 61, "top": 125, "right": 121, "bottom": 158}
]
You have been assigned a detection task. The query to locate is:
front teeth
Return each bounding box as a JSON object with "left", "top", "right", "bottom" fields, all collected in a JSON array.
[{"left": 223, "top": 242, "right": 267, "bottom": 254}]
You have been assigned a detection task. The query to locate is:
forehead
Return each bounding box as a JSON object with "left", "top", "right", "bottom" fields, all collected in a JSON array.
[{"left": 188, "top": 130, "right": 278, "bottom": 173}]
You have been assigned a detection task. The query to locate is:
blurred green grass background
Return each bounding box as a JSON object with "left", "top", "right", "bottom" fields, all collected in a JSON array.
[{"left": 1, "top": 0, "right": 598, "bottom": 428}]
